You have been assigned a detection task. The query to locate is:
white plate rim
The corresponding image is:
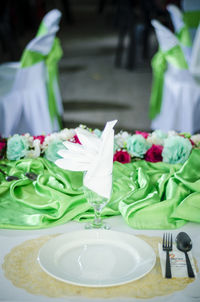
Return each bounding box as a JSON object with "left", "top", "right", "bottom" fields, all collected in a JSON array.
[{"left": 38, "top": 229, "right": 156, "bottom": 287}]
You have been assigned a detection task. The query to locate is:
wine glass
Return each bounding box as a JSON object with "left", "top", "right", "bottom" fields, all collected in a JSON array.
[{"left": 83, "top": 185, "right": 111, "bottom": 230}]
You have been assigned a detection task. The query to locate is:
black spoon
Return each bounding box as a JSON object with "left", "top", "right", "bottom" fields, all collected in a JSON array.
[
  {"left": 176, "top": 232, "right": 195, "bottom": 278},
  {"left": 0, "top": 168, "right": 20, "bottom": 181},
  {"left": 25, "top": 172, "right": 38, "bottom": 181}
]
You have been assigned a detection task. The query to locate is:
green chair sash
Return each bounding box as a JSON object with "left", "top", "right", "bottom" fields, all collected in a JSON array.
[
  {"left": 149, "top": 45, "right": 188, "bottom": 120},
  {"left": 183, "top": 11, "right": 200, "bottom": 29},
  {"left": 177, "top": 25, "right": 192, "bottom": 46},
  {"left": 20, "top": 21, "right": 63, "bottom": 128}
]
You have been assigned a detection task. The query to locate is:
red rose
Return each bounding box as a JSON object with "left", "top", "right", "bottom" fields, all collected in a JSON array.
[
  {"left": 189, "top": 138, "right": 195, "bottom": 146},
  {"left": 0, "top": 140, "right": 6, "bottom": 159},
  {"left": 113, "top": 150, "right": 131, "bottom": 164},
  {"left": 135, "top": 130, "right": 149, "bottom": 139},
  {"left": 0, "top": 141, "right": 6, "bottom": 151},
  {"left": 144, "top": 144, "right": 163, "bottom": 163},
  {"left": 33, "top": 135, "right": 45, "bottom": 144}
]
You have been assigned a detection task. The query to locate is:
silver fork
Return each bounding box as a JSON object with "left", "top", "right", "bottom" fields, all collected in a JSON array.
[{"left": 162, "top": 233, "right": 173, "bottom": 278}]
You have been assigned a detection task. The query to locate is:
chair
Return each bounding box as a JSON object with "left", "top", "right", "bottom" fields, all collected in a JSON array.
[
  {"left": 190, "top": 24, "right": 200, "bottom": 83},
  {"left": 167, "top": 4, "right": 192, "bottom": 65},
  {"left": 149, "top": 20, "right": 200, "bottom": 134},
  {"left": 167, "top": 4, "right": 200, "bottom": 82},
  {"left": 0, "top": 9, "right": 63, "bottom": 137},
  {"left": 182, "top": 0, "right": 200, "bottom": 41}
]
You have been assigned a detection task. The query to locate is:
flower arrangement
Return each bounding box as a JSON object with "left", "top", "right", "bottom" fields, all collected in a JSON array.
[{"left": 1, "top": 126, "right": 200, "bottom": 165}]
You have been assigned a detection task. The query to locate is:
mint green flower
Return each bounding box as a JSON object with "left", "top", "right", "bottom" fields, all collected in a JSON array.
[
  {"left": 45, "top": 139, "right": 65, "bottom": 163},
  {"left": 162, "top": 136, "right": 192, "bottom": 164},
  {"left": 127, "top": 134, "right": 150, "bottom": 158},
  {"left": 7, "top": 134, "right": 28, "bottom": 160},
  {"left": 93, "top": 128, "right": 102, "bottom": 138}
]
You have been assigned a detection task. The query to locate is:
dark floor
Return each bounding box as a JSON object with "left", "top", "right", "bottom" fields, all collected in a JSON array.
[{"left": 57, "top": 8, "right": 157, "bottom": 133}]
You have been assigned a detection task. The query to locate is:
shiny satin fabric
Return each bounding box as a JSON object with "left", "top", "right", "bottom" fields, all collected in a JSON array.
[{"left": 0, "top": 149, "right": 200, "bottom": 230}]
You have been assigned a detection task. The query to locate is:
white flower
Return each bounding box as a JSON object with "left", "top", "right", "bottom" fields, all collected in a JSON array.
[
  {"left": 146, "top": 129, "right": 167, "bottom": 146},
  {"left": 25, "top": 139, "right": 41, "bottom": 158},
  {"left": 167, "top": 130, "right": 178, "bottom": 137},
  {"left": 42, "top": 133, "right": 59, "bottom": 151},
  {"left": 191, "top": 134, "right": 200, "bottom": 145},
  {"left": 114, "top": 131, "right": 130, "bottom": 150},
  {"left": 147, "top": 135, "right": 162, "bottom": 146},
  {"left": 57, "top": 128, "right": 75, "bottom": 141},
  {"left": 23, "top": 133, "right": 34, "bottom": 147}
]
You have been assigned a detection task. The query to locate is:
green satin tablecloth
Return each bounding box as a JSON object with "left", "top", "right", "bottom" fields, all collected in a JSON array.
[{"left": 0, "top": 149, "right": 200, "bottom": 230}]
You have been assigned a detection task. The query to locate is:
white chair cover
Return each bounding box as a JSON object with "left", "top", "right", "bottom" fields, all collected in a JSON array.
[
  {"left": 167, "top": 4, "right": 192, "bottom": 65},
  {"left": 190, "top": 24, "right": 200, "bottom": 83},
  {"left": 0, "top": 10, "right": 63, "bottom": 137},
  {"left": 151, "top": 20, "right": 200, "bottom": 134},
  {"left": 0, "top": 9, "right": 62, "bottom": 96},
  {"left": 0, "top": 25, "right": 61, "bottom": 137},
  {"left": 1, "top": 62, "right": 52, "bottom": 136},
  {"left": 167, "top": 4, "right": 185, "bottom": 33},
  {"left": 35, "top": 9, "right": 63, "bottom": 121},
  {"left": 151, "top": 20, "right": 178, "bottom": 52},
  {"left": 42, "top": 9, "right": 62, "bottom": 30}
]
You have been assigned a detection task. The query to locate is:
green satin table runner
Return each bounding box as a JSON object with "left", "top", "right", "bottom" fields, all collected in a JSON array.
[{"left": 0, "top": 149, "right": 200, "bottom": 230}]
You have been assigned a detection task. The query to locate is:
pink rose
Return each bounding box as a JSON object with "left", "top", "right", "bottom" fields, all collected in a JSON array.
[
  {"left": 33, "top": 135, "right": 45, "bottom": 144},
  {"left": 144, "top": 144, "right": 163, "bottom": 163},
  {"left": 135, "top": 131, "right": 149, "bottom": 139},
  {"left": 113, "top": 150, "right": 131, "bottom": 164}
]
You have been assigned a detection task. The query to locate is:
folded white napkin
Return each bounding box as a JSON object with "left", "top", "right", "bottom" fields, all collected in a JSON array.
[
  {"left": 158, "top": 243, "right": 197, "bottom": 278},
  {"left": 55, "top": 120, "right": 117, "bottom": 198}
]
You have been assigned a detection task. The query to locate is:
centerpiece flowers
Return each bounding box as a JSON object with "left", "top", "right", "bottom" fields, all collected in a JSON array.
[{"left": 2, "top": 127, "right": 200, "bottom": 165}]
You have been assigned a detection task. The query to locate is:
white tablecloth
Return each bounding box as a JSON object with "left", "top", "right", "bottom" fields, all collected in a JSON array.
[{"left": 0, "top": 216, "right": 200, "bottom": 302}]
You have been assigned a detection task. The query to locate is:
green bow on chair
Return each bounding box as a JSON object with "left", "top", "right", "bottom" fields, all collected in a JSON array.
[
  {"left": 176, "top": 24, "right": 192, "bottom": 46},
  {"left": 183, "top": 10, "right": 200, "bottom": 30},
  {"left": 20, "top": 21, "right": 63, "bottom": 129},
  {"left": 149, "top": 45, "right": 188, "bottom": 120}
]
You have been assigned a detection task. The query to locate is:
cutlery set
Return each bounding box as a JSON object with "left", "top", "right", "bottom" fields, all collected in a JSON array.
[
  {"left": 0, "top": 164, "right": 38, "bottom": 181},
  {"left": 162, "top": 232, "right": 195, "bottom": 278}
]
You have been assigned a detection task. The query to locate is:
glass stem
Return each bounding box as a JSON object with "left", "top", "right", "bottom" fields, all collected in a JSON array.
[{"left": 93, "top": 207, "right": 102, "bottom": 227}]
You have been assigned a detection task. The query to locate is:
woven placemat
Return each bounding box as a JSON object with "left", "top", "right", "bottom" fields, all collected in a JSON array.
[{"left": 2, "top": 234, "right": 195, "bottom": 299}]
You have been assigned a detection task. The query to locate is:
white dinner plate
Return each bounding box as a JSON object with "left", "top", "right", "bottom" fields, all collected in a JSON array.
[{"left": 38, "top": 229, "right": 156, "bottom": 287}]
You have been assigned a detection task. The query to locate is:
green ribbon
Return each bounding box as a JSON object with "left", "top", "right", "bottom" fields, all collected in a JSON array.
[
  {"left": 176, "top": 25, "right": 192, "bottom": 46},
  {"left": 36, "top": 21, "right": 48, "bottom": 36},
  {"left": 20, "top": 22, "right": 63, "bottom": 128},
  {"left": 183, "top": 11, "right": 200, "bottom": 29},
  {"left": 149, "top": 45, "right": 188, "bottom": 120},
  {"left": 0, "top": 149, "right": 200, "bottom": 230}
]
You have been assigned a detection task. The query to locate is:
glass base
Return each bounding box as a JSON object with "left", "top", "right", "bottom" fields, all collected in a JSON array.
[{"left": 85, "top": 221, "right": 110, "bottom": 230}]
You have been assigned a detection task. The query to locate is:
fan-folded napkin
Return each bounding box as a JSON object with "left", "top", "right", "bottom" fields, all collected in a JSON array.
[{"left": 55, "top": 120, "right": 117, "bottom": 198}]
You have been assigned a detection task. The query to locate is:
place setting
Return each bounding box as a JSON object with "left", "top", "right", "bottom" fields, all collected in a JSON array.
[
  {"left": 35, "top": 120, "right": 157, "bottom": 289},
  {"left": 37, "top": 230, "right": 197, "bottom": 289},
  {"left": 1, "top": 119, "right": 198, "bottom": 301}
]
